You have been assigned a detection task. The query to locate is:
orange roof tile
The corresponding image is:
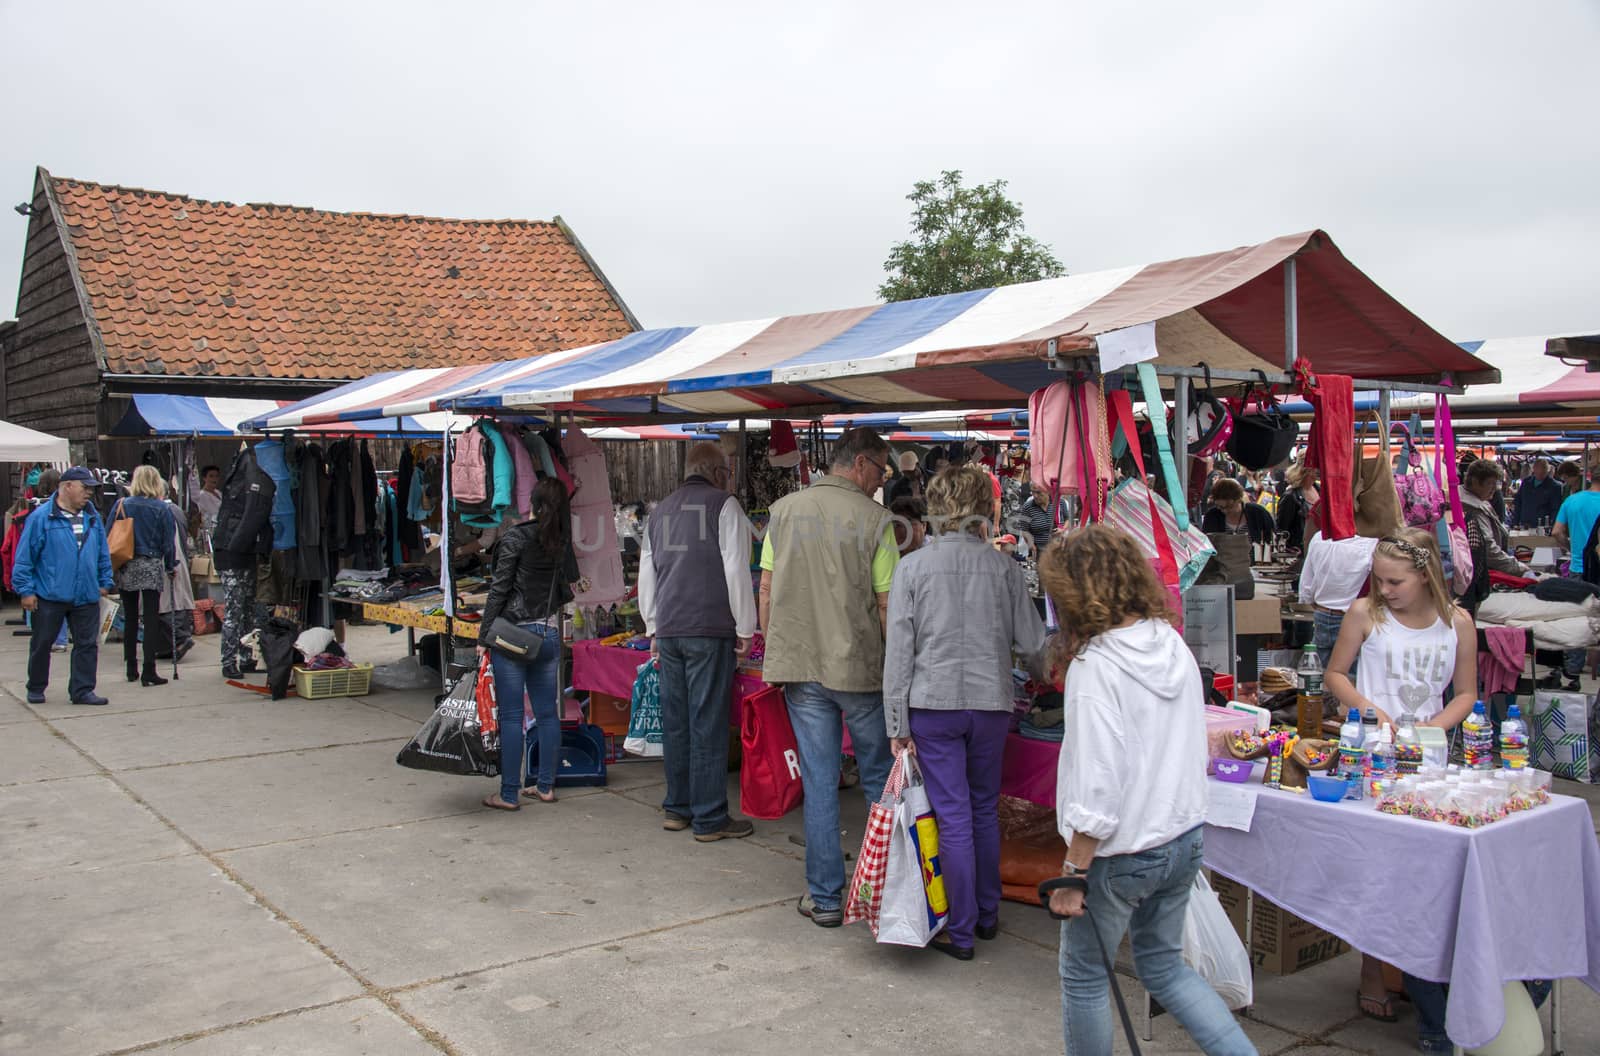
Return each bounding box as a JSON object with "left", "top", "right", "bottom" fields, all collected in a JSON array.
[{"left": 45, "top": 172, "right": 637, "bottom": 381}]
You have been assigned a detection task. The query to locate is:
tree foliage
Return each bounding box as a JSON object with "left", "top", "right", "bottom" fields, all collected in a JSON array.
[{"left": 878, "top": 170, "right": 1065, "bottom": 302}]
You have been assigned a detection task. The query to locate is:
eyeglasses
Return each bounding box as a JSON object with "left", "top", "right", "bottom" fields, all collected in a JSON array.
[{"left": 863, "top": 456, "right": 889, "bottom": 477}]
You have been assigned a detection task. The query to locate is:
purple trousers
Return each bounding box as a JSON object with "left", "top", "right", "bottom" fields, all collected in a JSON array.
[{"left": 908, "top": 707, "right": 1010, "bottom": 948}]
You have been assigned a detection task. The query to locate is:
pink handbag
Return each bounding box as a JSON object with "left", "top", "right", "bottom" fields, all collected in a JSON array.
[
  {"left": 1392, "top": 422, "right": 1447, "bottom": 527},
  {"left": 1432, "top": 395, "right": 1474, "bottom": 595},
  {"left": 1029, "top": 377, "right": 1113, "bottom": 518}
]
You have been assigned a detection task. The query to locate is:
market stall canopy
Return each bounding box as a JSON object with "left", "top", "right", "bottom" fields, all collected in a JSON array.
[
  {"left": 1275, "top": 334, "right": 1600, "bottom": 417},
  {"left": 109, "top": 394, "right": 461, "bottom": 437},
  {"left": 246, "top": 230, "right": 1495, "bottom": 430},
  {"left": 0, "top": 420, "right": 71, "bottom": 463}
]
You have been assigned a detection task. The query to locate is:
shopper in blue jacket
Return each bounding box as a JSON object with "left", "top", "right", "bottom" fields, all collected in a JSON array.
[{"left": 13, "top": 466, "right": 115, "bottom": 705}]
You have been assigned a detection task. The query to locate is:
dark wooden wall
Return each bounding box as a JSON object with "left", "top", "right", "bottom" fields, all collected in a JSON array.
[
  {"left": 597, "top": 440, "right": 687, "bottom": 504},
  {"left": 5, "top": 172, "right": 100, "bottom": 453}
]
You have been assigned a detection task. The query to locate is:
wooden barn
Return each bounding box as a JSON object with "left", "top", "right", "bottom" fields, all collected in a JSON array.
[{"left": 0, "top": 167, "right": 639, "bottom": 467}]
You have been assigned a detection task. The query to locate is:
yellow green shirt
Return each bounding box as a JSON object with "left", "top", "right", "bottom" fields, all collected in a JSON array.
[{"left": 761, "top": 523, "right": 899, "bottom": 594}]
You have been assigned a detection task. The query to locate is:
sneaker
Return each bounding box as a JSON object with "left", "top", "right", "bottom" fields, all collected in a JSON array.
[
  {"left": 71, "top": 693, "right": 109, "bottom": 706},
  {"left": 662, "top": 813, "right": 691, "bottom": 832},
  {"left": 25, "top": 691, "right": 45, "bottom": 704},
  {"left": 797, "top": 893, "right": 842, "bottom": 928},
  {"left": 694, "top": 818, "right": 754, "bottom": 842},
  {"left": 50, "top": 643, "right": 68, "bottom": 653}
]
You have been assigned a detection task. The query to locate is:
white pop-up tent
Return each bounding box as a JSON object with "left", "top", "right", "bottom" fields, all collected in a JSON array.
[{"left": 0, "top": 420, "right": 70, "bottom": 464}]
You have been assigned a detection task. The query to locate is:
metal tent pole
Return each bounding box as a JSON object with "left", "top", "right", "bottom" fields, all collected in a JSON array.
[
  {"left": 1172, "top": 374, "right": 1190, "bottom": 517},
  {"left": 1284, "top": 258, "right": 1299, "bottom": 371}
]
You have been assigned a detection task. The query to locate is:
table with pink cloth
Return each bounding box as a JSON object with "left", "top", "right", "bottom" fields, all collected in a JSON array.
[
  {"left": 1000, "top": 706, "right": 1246, "bottom": 808},
  {"left": 569, "top": 639, "right": 767, "bottom": 723}
]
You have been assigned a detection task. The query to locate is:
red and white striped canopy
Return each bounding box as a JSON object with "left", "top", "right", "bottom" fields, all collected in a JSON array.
[{"left": 246, "top": 230, "right": 1492, "bottom": 431}]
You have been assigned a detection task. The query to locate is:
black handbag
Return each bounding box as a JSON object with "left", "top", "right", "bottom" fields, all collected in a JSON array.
[
  {"left": 1226, "top": 376, "right": 1298, "bottom": 471},
  {"left": 482, "top": 616, "right": 545, "bottom": 658}
]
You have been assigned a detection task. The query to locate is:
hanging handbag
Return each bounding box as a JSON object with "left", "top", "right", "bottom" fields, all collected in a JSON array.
[
  {"left": 1226, "top": 374, "right": 1299, "bottom": 471},
  {"left": 1176, "top": 363, "right": 1234, "bottom": 458},
  {"left": 108, "top": 501, "right": 135, "bottom": 570},
  {"left": 1352, "top": 411, "right": 1404, "bottom": 539},
  {"left": 1432, "top": 393, "right": 1474, "bottom": 595},
  {"left": 1392, "top": 421, "right": 1447, "bottom": 527}
]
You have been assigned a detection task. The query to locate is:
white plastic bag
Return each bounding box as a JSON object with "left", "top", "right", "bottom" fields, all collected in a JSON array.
[
  {"left": 876, "top": 758, "right": 949, "bottom": 947},
  {"left": 1181, "top": 872, "right": 1253, "bottom": 1010}
]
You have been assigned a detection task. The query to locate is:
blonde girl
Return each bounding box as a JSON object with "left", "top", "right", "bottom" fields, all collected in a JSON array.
[
  {"left": 1323, "top": 526, "right": 1476, "bottom": 1027},
  {"left": 1323, "top": 527, "right": 1477, "bottom": 733}
]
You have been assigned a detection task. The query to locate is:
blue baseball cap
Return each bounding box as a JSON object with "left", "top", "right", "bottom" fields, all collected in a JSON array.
[{"left": 59, "top": 466, "right": 95, "bottom": 483}]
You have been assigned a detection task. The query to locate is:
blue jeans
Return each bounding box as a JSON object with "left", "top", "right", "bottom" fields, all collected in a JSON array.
[
  {"left": 27, "top": 599, "right": 101, "bottom": 702},
  {"left": 656, "top": 636, "right": 737, "bottom": 834},
  {"left": 488, "top": 624, "right": 561, "bottom": 802},
  {"left": 1060, "top": 828, "right": 1255, "bottom": 1056},
  {"left": 784, "top": 681, "right": 894, "bottom": 910}
]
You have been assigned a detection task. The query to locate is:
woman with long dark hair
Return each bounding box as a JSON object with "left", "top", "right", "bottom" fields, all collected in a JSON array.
[{"left": 479, "top": 477, "right": 585, "bottom": 811}]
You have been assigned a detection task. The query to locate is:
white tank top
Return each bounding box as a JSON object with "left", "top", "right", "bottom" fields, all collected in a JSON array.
[{"left": 1354, "top": 612, "right": 1457, "bottom": 722}]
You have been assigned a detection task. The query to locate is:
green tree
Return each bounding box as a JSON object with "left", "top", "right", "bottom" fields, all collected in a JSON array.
[{"left": 878, "top": 170, "right": 1065, "bottom": 302}]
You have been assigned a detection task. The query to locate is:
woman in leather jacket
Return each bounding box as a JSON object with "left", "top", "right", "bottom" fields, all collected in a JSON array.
[{"left": 479, "top": 477, "right": 584, "bottom": 811}]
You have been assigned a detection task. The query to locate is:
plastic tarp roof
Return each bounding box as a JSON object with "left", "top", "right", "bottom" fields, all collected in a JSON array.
[
  {"left": 0, "top": 420, "right": 70, "bottom": 463},
  {"left": 108, "top": 394, "right": 461, "bottom": 437},
  {"left": 245, "top": 230, "right": 1494, "bottom": 431}
]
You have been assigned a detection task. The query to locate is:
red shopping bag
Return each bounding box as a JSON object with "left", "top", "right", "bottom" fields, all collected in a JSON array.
[
  {"left": 738, "top": 686, "right": 804, "bottom": 820},
  {"left": 474, "top": 654, "right": 498, "bottom": 739},
  {"left": 844, "top": 754, "right": 910, "bottom": 933}
]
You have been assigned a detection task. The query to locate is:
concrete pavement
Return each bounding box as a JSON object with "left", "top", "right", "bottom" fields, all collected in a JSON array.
[{"left": 2, "top": 620, "right": 1595, "bottom": 1055}]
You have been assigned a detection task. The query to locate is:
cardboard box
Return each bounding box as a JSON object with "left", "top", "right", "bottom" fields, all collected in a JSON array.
[
  {"left": 1234, "top": 597, "right": 1284, "bottom": 636},
  {"left": 1210, "top": 873, "right": 1350, "bottom": 975}
]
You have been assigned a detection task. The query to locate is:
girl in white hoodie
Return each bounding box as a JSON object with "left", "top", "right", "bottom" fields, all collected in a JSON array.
[{"left": 1041, "top": 524, "right": 1255, "bottom": 1056}]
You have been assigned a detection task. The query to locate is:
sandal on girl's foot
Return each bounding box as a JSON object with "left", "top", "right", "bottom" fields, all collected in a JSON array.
[
  {"left": 481, "top": 794, "right": 520, "bottom": 812},
  {"left": 1357, "top": 990, "right": 1397, "bottom": 1022},
  {"left": 521, "top": 786, "right": 557, "bottom": 803}
]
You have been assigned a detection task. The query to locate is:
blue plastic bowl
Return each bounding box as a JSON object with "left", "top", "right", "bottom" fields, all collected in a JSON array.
[{"left": 1306, "top": 775, "right": 1346, "bottom": 802}]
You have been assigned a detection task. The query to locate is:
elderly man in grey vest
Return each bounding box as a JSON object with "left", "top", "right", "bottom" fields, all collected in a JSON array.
[
  {"left": 759, "top": 427, "right": 899, "bottom": 927},
  {"left": 639, "top": 442, "right": 759, "bottom": 841}
]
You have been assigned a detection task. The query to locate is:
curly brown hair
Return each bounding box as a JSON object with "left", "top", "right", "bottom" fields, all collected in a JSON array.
[
  {"left": 925, "top": 465, "right": 994, "bottom": 537},
  {"left": 1039, "top": 523, "right": 1174, "bottom": 656}
]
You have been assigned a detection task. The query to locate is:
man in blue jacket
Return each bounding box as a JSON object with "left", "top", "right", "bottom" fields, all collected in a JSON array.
[{"left": 13, "top": 466, "right": 115, "bottom": 705}]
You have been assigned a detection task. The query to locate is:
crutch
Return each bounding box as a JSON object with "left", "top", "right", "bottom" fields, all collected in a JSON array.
[
  {"left": 167, "top": 569, "right": 180, "bottom": 681},
  {"left": 1041, "top": 875, "right": 1143, "bottom": 1055}
]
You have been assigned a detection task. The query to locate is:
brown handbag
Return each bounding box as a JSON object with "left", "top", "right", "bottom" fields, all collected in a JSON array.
[
  {"left": 1352, "top": 412, "right": 1403, "bottom": 538},
  {"left": 108, "top": 501, "right": 135, "bottom": 570}
]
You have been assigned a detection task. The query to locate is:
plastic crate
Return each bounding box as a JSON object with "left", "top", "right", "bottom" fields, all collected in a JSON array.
[
  {"left": 292, "top": 663, "right": 374, "bottom": 699},
  {"left": 527, "top": 722, "right": 608, "bottom": 786}
]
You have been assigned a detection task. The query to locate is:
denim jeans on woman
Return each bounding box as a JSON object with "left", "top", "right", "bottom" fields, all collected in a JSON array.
[
  {"left": 488, "top": 623, "right": 561, "bottom": 803},
  {"left": 1059, "top": 826, "right": 1256, "bottom": 1056},
  {"left": 784, "top": 681, "right": 894, "bottom": 910}
]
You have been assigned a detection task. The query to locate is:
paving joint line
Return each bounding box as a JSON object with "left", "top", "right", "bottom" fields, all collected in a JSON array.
[
  {"left": 211, "top": 808, "right": 488, "bottom": 855},
  {"left": 382, "top": 895, "right": 800, "bottom": 997},
  {"left": 26, "top": 705, "right": 461, "bottom": 1056},
  {"left": 107, "top": 736, "right": 409, "bottom": 774},
  {"left": 89, "top": 995, "right": 371, "bottom": 1056}
]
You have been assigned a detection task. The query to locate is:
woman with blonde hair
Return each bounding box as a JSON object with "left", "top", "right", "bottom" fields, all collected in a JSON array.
[
  {"left": 882, "top": 465, "right": 1045, "bottom": 959},
  {"left": 1041, "top": 523, "right": 1254, "bottom": 1055},
  {"left": 112, "top": 465, "right": 177, "bottom": 686}
]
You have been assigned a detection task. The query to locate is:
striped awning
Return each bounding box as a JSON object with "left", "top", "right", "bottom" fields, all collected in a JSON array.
[
  {"left": 244, "top": 230, "right": 1494, "bottom": 431},
  {"left": 110, "top": 394, "right": 461, "bottom": 436}
]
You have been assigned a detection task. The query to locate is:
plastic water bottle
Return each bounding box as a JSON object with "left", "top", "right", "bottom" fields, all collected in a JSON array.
[
  {"left": 1338, "top": 708, "right": 1367, "bottom": 800},
  {"left": 1368, "top": 724, "right": 1397, "bottom": 799},
  {"left": 1463, "top": 701, "right": 1495, "bottom": 770},
  {"left": 1394, "top": 714, "right": 1424, "bottom": 775},
  {"left": 1296, "top": 645, "right": 1324, "bottom": 740},
  {"left": 572, "top": 604, "right": 588, "bottom": 641},
  {"left": 1500, "top": 704, "right": 1529, "bottom": 770},
  {"left": 1363, "top": 707, "right": 1379, "bottom": 746}
]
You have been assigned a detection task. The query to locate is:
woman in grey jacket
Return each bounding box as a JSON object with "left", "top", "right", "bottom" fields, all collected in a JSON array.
[{"left": 883, "top": 466, "right": 1046, "bottom": 959}]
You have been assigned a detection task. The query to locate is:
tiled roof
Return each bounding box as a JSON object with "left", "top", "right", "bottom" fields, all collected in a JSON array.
[{"left": 44, "top": 170, "right": 637, "bottom": 381}]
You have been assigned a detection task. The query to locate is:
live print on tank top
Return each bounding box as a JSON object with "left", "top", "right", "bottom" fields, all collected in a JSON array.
[{"left": 1354, "top": 614, "right": 1457, "bottom": 722}]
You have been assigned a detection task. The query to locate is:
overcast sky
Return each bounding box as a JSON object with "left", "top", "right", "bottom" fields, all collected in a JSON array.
[{"left": 2, "top": 0, "right": 1596, "bottom": 344}]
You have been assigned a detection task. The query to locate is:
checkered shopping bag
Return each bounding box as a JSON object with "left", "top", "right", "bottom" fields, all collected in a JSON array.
[{"left": 843, "top": 754, "right": 910, "bottom": 933}]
